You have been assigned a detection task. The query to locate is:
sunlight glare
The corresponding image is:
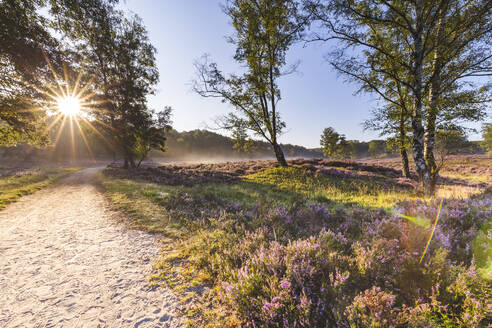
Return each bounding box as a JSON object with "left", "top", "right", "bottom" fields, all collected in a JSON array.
[{"left": 57, "top": 96, "right": 81, "bottom": 116}]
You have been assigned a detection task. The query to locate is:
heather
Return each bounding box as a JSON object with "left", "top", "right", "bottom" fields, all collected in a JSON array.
[{"left": 101, "top": 157, "right": 492, "bottom": 327}]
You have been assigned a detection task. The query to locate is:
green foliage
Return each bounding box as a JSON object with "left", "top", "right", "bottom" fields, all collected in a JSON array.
[
  {"left": 133, "top": 107, "right": 173, "bottom": 166},
  {"left": 320, "top": 127, "right": 351, "bottom": 159},
  {"left": 367, "top": 140, "right": 386, "bottom": 158},
  {"left": 435, "top": 128, "right": 471, "bottom": 157},
  {"left": 229, "top": 116, "right": 256, "bottom": 156},
  {"left": 0, "top": 0, "right": 59, "bottom": 146}
]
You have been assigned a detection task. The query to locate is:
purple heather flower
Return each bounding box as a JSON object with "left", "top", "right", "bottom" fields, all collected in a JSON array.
[
  {"left": 262, "top": 301, "right": 272, "bottom": 311},
  {"left": 280, "top": 280, "right": 291, "bottom": 289}
]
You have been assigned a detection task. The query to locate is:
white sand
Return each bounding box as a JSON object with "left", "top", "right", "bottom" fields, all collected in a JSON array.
[{"left": 0, "top": 168, "right": 182, "bottom": 328}]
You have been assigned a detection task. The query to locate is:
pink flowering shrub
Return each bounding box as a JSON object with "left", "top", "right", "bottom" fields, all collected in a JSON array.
[
  {"left": 153, "top": 185, "right": 491, "bottom": 327},
  {"left": 224, "top": 231, "right": 354, "bottom": 327},
  {"left": 346, "top": 286, "right": 398, "bottom": 327}
]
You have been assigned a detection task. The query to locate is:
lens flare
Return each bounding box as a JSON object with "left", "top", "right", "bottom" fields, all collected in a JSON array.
[
  {"left": 57, "top": 96, "right": 81, "bottom": 116},
  {"left": 419, "top": 197, "right": 445, "bottom": 264}
]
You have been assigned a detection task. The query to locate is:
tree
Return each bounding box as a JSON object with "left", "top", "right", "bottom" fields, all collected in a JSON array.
[
  {"left": 435, "top": 128, "right": 470, "bottom": 157},
  {"left": 339, "top": 140, "right": 357, "bottom": 159},
  {"left": 0, "top": 0, "right": 61, "bottom": 146},
  {"left": 307, "top": 0, "right": 492, "bottom": 194},
  {"left": 228, "top": 115, "right": 256, "bottom": 156},
  {"left": 482, "top": 123, "right": 492, "bottom": 153},
  {"left": 368, "top": 140, "right": 385, "bottom": 158},
  {"left": 193, "top": 0, "right": 308, "bottom": 166},
  {"left": 134, "top": 107, "right": 173, "bottom": 167},
  {"left": 110, "top": 15, "right": 160, "bottom": 168},
  {"left": 320, "top": 127, "right": 347, "bottom": 158},
  {"left": 364, "top": 100, "right": 412, "bottom": 177},
  {"left": 52, "top": 1, "right": 165, "bottom": 168},
  {"left": 385, "top": 135, "right": 412, "bottom": 177}
]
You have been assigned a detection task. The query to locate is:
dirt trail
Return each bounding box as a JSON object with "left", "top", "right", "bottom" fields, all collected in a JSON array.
[{"left": 0, "top": 168, "right": 182, "bottom": 328}]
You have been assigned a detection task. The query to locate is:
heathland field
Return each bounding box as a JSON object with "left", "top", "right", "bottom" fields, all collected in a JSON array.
[{"left": 101, "top": 155, "right": 492, "bottom": 327}]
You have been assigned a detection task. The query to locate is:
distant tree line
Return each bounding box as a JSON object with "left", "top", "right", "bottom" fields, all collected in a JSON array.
[
  {"left": 3, "top": 124, "right": 488, "bottom": 164},
  {"left": 320, "top": 126, "right": 487, "bottom": 163},
  {"left": 161, "top": 129, "right": 322, "bottom": 160}
]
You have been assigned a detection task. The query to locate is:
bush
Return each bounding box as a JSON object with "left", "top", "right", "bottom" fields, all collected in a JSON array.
[{"left": 210, "top": 196, "right": 490, "bottom": 327}]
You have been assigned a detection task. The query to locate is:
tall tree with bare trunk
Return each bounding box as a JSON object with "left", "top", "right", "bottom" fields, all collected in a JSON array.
[
  {"left": 306, "top": 0, "right": 491, "bottom": 194},
  {"left": 193, "top": 0, "right": 308, "bottom": 166}
]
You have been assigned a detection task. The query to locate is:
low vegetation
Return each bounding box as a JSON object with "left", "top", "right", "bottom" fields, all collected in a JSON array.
[
  {"left": 0, "top": 167, "right": 81, "bottom": 209},
  {"left": 101, "top": 156, "right": 491, "bottom": 327}
]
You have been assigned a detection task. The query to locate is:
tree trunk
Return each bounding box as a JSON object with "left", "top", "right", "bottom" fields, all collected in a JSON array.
[
  {"left": 400, "top": 148, "right": 411, "bottom": 178},
  {"left": 410, "top": 0, "right": 432, "bottom": 195},
  {"left": 424, "top": 109, "right": 438, "bottom": 195},
  {"left": 398, "top": 106, "right": 411, "bottom": 178},
  {"left": 128, "top": 154, "right": 136, "bottom": 169},
  {"left": 123, "top": 147, "right": 136, "bottom": 169},
  {"left": 424, "top": 11, "right": 444, "bottom": 196},
  {"left": 411, "top": 119, "right": 431, "bottom": 192},
  {"left": 272, "top": 142, "right": 287, "bottom": 166}
]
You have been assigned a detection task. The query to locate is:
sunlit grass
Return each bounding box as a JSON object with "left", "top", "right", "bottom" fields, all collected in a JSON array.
[
  {"left": 473, "top": 220, "right": 492, "bottom": 280},
  {"left": 0, "top": 168, "right": 81, "bottom": 209},
  {"left": 98, "top": 175, "right": 190, "bottom": 237},
  {"left": 440, "top": 171, "right": 492, "bottom": 184},
  {"left": 99, "top": 160, "right": 492, "bottom": 326},
  {"left": 435, "top": 184, "right": 483, "bottom": 199},
  {"left": 246, "top": 166, "right": 417, "bottom": 209}
]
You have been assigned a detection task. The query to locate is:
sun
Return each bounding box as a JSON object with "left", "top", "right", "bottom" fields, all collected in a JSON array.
[{"left": 57, "top": 96, "right": 81, "bottom": 116}]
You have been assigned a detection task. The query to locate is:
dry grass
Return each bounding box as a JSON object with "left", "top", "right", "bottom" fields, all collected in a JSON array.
[{"left": 0, "top": 167, "right": 81, "bottom": 209}]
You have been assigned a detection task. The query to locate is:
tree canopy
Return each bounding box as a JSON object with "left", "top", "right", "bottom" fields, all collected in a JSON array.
[{"left": 306, "top": 0, "right": 492, "bottom": 194}]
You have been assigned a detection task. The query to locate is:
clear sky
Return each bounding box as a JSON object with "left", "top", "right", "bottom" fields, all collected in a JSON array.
[{"left": 121, "top": 1, "right": 486, "bottom": 148}]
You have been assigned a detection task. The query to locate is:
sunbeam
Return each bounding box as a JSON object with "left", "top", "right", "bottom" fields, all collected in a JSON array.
[
  {"left": 34, "top": 52, "right": 111, "bottom": 163},
  {"left": 57, "top": 96, "right": 81, "bottom": 116},
  {"left": 74, "top": 119, "right": 95, "bottom": 160}
]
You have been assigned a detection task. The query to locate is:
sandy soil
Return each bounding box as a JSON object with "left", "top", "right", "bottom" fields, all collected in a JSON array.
[{"left": 0, "top": 168, "right": 182, "bottom": 328}]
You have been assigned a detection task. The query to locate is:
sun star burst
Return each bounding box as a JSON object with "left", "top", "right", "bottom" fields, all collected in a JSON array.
[{"left": 56, "top": 96, "right": 81, "bottom": 116}]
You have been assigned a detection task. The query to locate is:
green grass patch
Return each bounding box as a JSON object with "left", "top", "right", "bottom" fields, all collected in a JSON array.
[
  {"left": 0, "top": 167, "right": 81, "bottom": 209},
  {"left": 246, "top": 166, "right": 417, "bottom": 208}
]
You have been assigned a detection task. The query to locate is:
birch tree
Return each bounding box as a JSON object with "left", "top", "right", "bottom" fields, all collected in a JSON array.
[{"left": 307, "top": 0, "right": 491, "bottom": 194}]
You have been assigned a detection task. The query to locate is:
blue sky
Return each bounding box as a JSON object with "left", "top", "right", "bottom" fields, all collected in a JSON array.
[{"left": 122, "top": 1, "right": 486, "bottom": 148}]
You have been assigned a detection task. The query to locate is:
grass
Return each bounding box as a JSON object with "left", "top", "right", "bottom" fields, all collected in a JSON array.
[
  {"left": 99, "top": 158, "right": 492, "bottom": 327},
  {"left": 0, "top": 167, "right": 81, "bottom": 209},
  {"left": 100, "top": 176, "right": 182, "bottom": 235},
  {"left": 101, "top": 165, "right": 417, "bottom": 216},
  {"left": 246, "top": 166, "right": 418, "bottom": 208}
]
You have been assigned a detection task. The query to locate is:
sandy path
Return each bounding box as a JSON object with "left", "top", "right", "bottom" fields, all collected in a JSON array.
[{"left": 0, "top": 168, "right": 182, "bottom": 328}]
